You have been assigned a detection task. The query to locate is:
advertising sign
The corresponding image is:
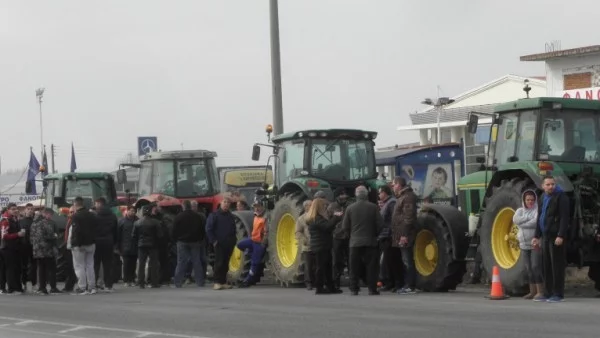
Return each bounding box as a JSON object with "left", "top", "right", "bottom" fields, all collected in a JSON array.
[
  {"left": 0, "top": 194, "right": 42, "bottom": 208},
  {"left": 561, "top": 87, "right": 600, "bottom": 100},
  {"left": 398, "top": 163, "right": 454, "bottom": 205}
]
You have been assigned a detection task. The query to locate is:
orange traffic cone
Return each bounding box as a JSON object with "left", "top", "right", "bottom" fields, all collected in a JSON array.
[{"left": 485, "top": 266, "right": 509, "bottom": 300}]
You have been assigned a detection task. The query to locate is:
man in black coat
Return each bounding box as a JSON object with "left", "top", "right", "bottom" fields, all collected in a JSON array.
[
  {"left": 117, "top": 206, "right": 138, "bottom": 286},
  {"left": 172, "top": 200, "right": 206, "bottom": 288},
  {"left": 342, "top": 185, "right": 384, "bottom": 296},
  {"left": 93, "top": 197, "right": 118, "bottom": 292},
  {"left": 133, "top": 205, "right": 164, "bottom": 289},
  {"left": 532, "top": 176, "right": 570, "bottom": 303}
]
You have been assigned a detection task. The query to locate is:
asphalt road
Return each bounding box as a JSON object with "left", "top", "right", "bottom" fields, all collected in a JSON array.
[{"left": 0, "top": 283, "right": 597, "bottom": 338}]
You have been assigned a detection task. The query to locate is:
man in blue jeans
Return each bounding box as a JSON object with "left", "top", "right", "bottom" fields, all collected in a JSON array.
[{"left": 172, "top": 200, "right": 207, "bottom": 288}]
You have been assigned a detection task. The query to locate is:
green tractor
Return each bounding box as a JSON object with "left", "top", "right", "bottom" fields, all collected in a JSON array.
[
  {"left": 250, "top": 125, "right": 388, "bottom": 287},
  {"left": 36, "top": 172, "right": 120, "bottom": 281},
  {"left": 458, "top": 97, "right": 600, "bottom": 295}
]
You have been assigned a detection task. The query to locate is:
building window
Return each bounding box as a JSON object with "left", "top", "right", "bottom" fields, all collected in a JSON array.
[{"left": 564, "top": 72, "right": 592, "bottom": 90}]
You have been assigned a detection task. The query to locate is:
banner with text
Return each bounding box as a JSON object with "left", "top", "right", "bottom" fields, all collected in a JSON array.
[
  {"left": 561, "top": 87, "right": 600, "bottom": 100},
  {"left": 0, "top": 195, "right": 42, "bottom": 208}
]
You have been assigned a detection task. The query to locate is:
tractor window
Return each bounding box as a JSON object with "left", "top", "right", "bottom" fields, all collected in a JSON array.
[
  {"left": 540, "top": 118, "right": 565, "bottom": 156},
  {"left": 176, "top": 159, "right": 211, "bottom": 197},
  {"left": 573, "top": 118, "right": 597, "bottom": 160},
  {"left": 516, "top": 110, "right": 537, "bottom": 162},
  {"left": 494, "top": 112, "right": 518, "bottom": 165},
  {"left": 138, "top": 162, "right": 152, "bottom": 196},
  {"left": 152, "top": 161, "right": 176, "bottom": 195},
  {"left": 44, "top": 180, "right": 56, "bottom": 208},
  {"left": 310, "top": 139, "right": 376, "bottom": 181},
  {"left": 64, "top": 179, "right": 110, "bottom": 206},
  {"left": 278, "top": 140, "right": 305, "bottom": 185},
  {"left": 540, "top": 110, "right": 600, "bottom": 162}
]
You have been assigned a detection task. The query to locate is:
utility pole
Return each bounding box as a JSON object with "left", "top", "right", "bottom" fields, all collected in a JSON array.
[
  {"left": 50, "top": 144, "right": 56, "bottom": 173},
  {"left": 269, "top": 0, "right": 284, "bottom": 136},
  {"left": 36, "top": 88, "right": 45, "bottom": 160}
]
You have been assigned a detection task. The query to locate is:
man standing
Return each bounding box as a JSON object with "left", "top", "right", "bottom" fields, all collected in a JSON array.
[
  {"left": 70, "top": 197, "right": 98, "bottom": 295},
  {"left": 0, "top": 203, "right": 25, "bottom": 294},
  {"left": 206, "top": 196, "right": 237, "bottom": 290},
  {"left": 329, "top": 188, "right": 351, "bottom": 290},
  {"left": 172, "top": 200, "right": 207, "bottom": 288},
  {"left": 117, "top": 206, "right": 138, "bottom": 287},
  {"left": 133, "top": 205, "right": 163, "bottom": 289},
  {"left": 378, "top": 185, "right": 398, "bottom": 292},
  {"left": 532, "top": 176, "right": 570, "bottom": 303},
  {"left": 30, "top": 208, "right": 61, "bottom": 295},
  {"left": 295, "top": 200, "right": 315, "bottom": 290},
  {"left": 342, "top": 186, "right": 384, "bottom": 296},
  {"left": 19, "top": 203, "right": 37, "bottom": 291},
  {"left": 391, "top": 177, "right": 418, "bottom": 295},
  {"left": 93, "top": 197, "right": 118, "bottom": 292}
]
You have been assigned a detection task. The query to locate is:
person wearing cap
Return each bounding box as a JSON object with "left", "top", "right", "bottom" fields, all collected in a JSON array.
[
  {"left": 235, "top": 199, "right": 268, "bottom": 288},
  {"left": 132, "top": 204, "right": 164, "bottom": 289},
  {"left": 328, "top": 187, "right": 351, "bottom": 290},
  {"left": 30, "top": 208, "right": 61, "bottom": 295}
]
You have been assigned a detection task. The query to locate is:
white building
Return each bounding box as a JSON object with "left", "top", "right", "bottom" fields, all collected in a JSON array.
[{"left": 521, "top": 45, "right": 600, "bottom": 99}]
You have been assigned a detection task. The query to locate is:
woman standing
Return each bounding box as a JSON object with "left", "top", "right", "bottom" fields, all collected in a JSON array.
[
  {"left": 513, "top": 190, "right": 544, "bottom": 300},
  {"left": 306, "top": 198, "right": 343, "bottom": 295}
]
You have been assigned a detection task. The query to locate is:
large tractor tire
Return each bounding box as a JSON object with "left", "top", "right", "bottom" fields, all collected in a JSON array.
[
  {"left": 227, "top": 211, "right": 254, "bottom": 285},
  {"left": 267, "top": 195, "right": 306, "bottom": 287},
  {"left": 414, "top": 212, "right": 467, "bottom": 292},
  {"left": 480, "top": 177, "right": 534, "bottom": 296}
]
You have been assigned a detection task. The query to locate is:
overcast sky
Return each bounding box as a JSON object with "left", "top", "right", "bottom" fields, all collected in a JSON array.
[{"left": 0, "top": 0, "right": 595, "bottom": 172}]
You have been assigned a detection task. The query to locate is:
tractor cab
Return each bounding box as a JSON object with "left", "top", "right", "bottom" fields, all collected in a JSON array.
[
  {"left": 252, "top": 125, "right": 380, "bottom": 201},
  {"left": 117, "top": 149, "right": 222, "bottom": 215}
]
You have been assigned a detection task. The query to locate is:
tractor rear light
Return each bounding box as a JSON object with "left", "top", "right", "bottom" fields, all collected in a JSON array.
[
  {"left": 308, "top": 132, "right": 317, "bottom": 137},
  {"left": 59, "top": 207, "right": 70, "bottom": 215},
  {"left": 307, "top": 180, "right": 320, "bottom": 188},
  {"left": 538, "top": 162, "right": 553, "bottom": 171}
]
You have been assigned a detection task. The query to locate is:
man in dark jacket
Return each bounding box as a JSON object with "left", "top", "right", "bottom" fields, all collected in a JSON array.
[
  {"left": 377, "top": 185, "right": 398, "bottom": 291},
  {"left": 172, "top": 200, "right": 206, "bottom": 288},
  {"left": 150, "top": 205, "right": 172, "bottom": 285},
  {"left": 133, "top": 205, "right": 164, "bottom": 289},
  {"left": 532, "top": 176, "right": 570, "bottom": 303},
  {"left": 117, "top": 206, "right": 138, "bottom": 287},
  {"left": 1, "top": 203, "right": 25, "bottom": 294},
  {"left": 342, "top": 186, "right": 384, "bottom": 296},
  {"left": 70, "top": 196, "right": 98, "bottom": 295},
  {"left": 19, "top": 203, "right": 37, "bottom": 291},
  {"left": 391, "top": 176, "right": 418, "bottom": 295},
  {"left": 328, "top": 187, "right": 351, "bottom": 290},
  {"left": 93, "top": 197, "right": 118, "bottom": 292},
  {"left": 206, "top": 196, "right": 237, "bottom": 290}
]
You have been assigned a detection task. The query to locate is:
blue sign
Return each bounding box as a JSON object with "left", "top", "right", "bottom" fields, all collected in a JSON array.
[{"left": 138, "top": 137, "right": 158, "bottom": 156}]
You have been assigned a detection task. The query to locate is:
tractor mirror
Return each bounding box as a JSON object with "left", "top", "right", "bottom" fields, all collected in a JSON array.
[
  {"left": 25, "top": 181, "right": 33, "bottom": 194},
  {"left": 251, "top": 145, "right": 261, "bottom": 161},
  {"left": 116, "top": 169, "right": 127, "bottom": 185},
  {"left": 467, "top": 114, "right": 479, "bottom": 134}
]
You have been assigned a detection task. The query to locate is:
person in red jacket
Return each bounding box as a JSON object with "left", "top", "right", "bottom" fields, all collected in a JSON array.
[
  {"left": 1, "top": 203, "right": 26, "bottom": 294},
  {"left": 235, "top": 200, "right": 267, "bottom": 288}
]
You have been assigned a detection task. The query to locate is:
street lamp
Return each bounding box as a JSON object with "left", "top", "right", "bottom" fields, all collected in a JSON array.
[
  {"left": 35, "top": 87, "right": 45, "bottom": 160},
  {"left": 269, "top": 0, "right": 284, "bottom": 136},
  {"left": 421, "top": 97, "right": 455, "bottom": 144}
]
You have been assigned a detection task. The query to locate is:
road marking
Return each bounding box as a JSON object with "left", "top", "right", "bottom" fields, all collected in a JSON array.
[
  {"left": 0, "top": 315, "right": 212, "bottom": 338},
  {"left": 57, "top": 326, "right": 87, "bottom": 334},
  {"left": 0, "top": 326, "right": 89, "bottom": 338}
]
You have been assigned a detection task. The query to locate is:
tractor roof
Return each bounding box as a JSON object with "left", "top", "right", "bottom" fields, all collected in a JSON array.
[
  {"left": 271, "top": 129, "right": 378, "bottom": 143},
  {"left": 141, "top": 149, "right": 218, "bottom": 161},
  {"left": 44, "top": 172, "right": 113, "bottom": 180},
  {"left": 494, "top": 97, "right": 600, "bottom": 114}
]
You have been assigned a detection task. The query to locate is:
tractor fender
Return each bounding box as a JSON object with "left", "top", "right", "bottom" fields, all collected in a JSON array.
[
  {"left": 232, "top": 210, "right": 255, "bottom": 235},
  {"left": 485, "top": 166, "right": 573, "bottom": 200},
  {"left": 419, "top": 204, "right": 469, "bottom": 261}
]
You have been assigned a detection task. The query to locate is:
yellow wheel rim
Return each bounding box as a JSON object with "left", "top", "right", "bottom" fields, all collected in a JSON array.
[
  {"left": 414, "top": 229, "right": 438, "bottom": 277},
  {"left": 276, "top": 213, "right": 298, "bottom": 268},
  {"left": 491, "top": 207, "right": 521, "bottom": 269},
  {"left": 229, "top": 246, "right": 242, "bottom": 272}
]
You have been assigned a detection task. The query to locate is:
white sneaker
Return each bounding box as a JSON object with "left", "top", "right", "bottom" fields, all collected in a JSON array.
[{"left": 89, "top": 289, "right": 97, "bottom": 295}]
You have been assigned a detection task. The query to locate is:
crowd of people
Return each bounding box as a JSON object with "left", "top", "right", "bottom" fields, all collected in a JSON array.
[{"left": 0, "top": 175, "right": 572, "bottom": 301}]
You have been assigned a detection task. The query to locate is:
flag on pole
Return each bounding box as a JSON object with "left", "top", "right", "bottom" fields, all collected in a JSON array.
[
  {"left": 70, "top": 142, "right": 77, "bottom": 172},
  {"left": 27, "top": 148, "right": 41, "bottom": 195},
  {"left": 41, "top": 147, "right": 49, "bottom": 178}
]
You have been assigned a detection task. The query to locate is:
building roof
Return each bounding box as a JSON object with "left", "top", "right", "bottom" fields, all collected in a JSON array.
[
  {"left": 520, "top": 45, "right": 600, "bottom": 62},
  {"left": 409, "top": 103, "right": 497, "bottom": 125}
]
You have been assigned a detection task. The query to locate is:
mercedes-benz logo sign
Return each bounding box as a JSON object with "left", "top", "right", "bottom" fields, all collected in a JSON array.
[{"left": 141, "top": 139, "right": 156, "bottom": 154}]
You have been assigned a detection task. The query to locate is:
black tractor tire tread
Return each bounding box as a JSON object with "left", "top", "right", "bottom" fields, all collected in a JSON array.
[
  {"left": 480, "top": 177, "right": 534, "bottom": 296},
  {"left": 267, "top": 194, "right": 306, "bottom": 288},
  {"left": 227, "top": 216, "right": 253, "bottom": 285},
  {"left": 415, "top": 212, "right": 466, "bottom": 292}
]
